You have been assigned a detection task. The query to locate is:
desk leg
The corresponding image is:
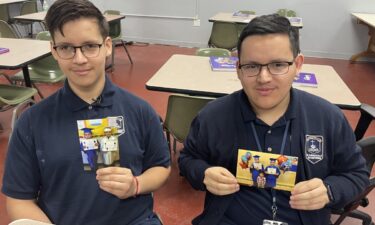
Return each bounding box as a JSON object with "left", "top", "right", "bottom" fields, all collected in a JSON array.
[
  {"left": 350, "top": 23, "right": 375, "bottom": 62},
  {"left": 22, "top": 66, "right": 32, "bottom": 88}
]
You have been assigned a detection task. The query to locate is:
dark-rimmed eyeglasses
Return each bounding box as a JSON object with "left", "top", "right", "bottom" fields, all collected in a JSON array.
[
  {"left": 238, "top": 61, "right": 294, "bottom": 77},
  {"left": 53, "top": 42, "right": 104, "bottom": 60}
]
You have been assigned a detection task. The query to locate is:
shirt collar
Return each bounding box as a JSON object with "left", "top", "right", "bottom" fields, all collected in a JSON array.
[
  {"left": 62, "top": 75, "right": 116, "bottom": 111},
  {"left": 238, "top": 88, "right": 298, "bottom": 123}
]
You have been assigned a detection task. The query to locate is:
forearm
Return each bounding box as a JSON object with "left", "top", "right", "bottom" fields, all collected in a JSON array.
[
  {"left": 6, "top": 197, "right": 52, "bottom": 223},
  {"left": 136, "top": 166, "right": 170, "bottom": 194}
]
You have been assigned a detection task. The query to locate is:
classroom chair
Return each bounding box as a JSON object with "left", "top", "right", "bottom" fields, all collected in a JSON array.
[
  {"left": 0, "top": 84, "right": 37, "bottom": 137},
  {"left": 330, "top": 103, "right": 375, "bottom": 225},
  {"left": 10, "top": 0, "right": 38, "bottom": 38},
  {"left": 0, "top": 20, "right": 19, "bottom": 38},
  {"left": 103, "top": 10, "right": 133, "bottom": 72},
  {"left": 236, "top": 10, "right": 256, "bottom": 37},
  {"left": 11, "top": 31, "right": 65, "bottom": 99},
  {"left": 208, "top": 21, "right": 238, "bottom": 51},
  {"left": 163, "top": 94, "right": 214, "bottom": 153}
]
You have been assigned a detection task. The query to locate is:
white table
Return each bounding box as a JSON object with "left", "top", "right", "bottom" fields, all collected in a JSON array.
[
  {"left": 209, "top": 12, "right": 303, "bottom": 28},
  {"left": 0, "top": 38, "right": 51, "bottom": 87},
  {"left": 146, "top": 54, "right": 360, "bottom": 110},
  {"left": 13, "top": 11, "right": 126, "bottom": 23},
  {"left": 0, "top": 0, "right": 25, "bottom": 4},
  {"left": 350, "top": 13, "right": 375, "bottom": 62}
]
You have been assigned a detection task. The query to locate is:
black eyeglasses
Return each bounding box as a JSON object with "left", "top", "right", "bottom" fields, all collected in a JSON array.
[
  {"left": 238, "top": 61, "right": 294, "bottom": 77},
  {"left": 53, "top": 42, "right": 104, "bottom": 59}
]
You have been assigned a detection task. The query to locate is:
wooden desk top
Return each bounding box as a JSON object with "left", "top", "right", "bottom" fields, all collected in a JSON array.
[
  {"left": 209, "top": 12, "right": 303, "bottom": 28},
  {"left": 14, "top": 11, "right": 126, "bottom": 23},
  {"left": 146, "top": 54, "right": 360, "bottom": 109},
  {"left": 352, "top": 13, "right": 375, "bottom": 27},
  {"left": 0, "top": 38, "right": 51, "bottom": 69},
  {"left": 0, "top": 0, "right": 25, "bottom": 5}
]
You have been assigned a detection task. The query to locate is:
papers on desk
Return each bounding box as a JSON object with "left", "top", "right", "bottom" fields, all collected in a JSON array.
[
  {"left": 293, "top": 72, "right": 318, "bottom": 87},
  {"left": 232, "top": 11, "right": 251, "bottom": 17},
  {"left": 0, "top": 47, "right": 10, "bottom": 54},
  {"left": 209, "top": 56, "right": 238, "bottom": 72},
  {"left": 9, "top": 219, "right": 55, "bottom": 225},
  {"left": 288, "top": 17, "right": 303, "bottom": 26}
]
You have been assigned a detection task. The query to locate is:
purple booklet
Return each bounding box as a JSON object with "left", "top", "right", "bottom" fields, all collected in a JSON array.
[
  {"left": 0, "top": 47, "right": 10, "bottom": 54},
  {"left": 293, "top": 72, "right": 318, "bottom": 87},
  {"left": 209, "top": 56, "right": 238, "bottom": 72}
]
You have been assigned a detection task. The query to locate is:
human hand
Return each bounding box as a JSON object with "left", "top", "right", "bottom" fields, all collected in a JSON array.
[
  {"left": 96, "top": 167, "right": 136, "bottom": 199},
  {"left": 290, "top": 178, "right": 330, "bottom": 210},
  {"left": 203, "top": 167, "right": 240, "bottom": 196}
]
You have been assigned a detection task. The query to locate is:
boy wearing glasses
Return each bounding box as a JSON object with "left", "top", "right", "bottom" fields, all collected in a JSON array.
[
  {"left": 179, "top": 14, "right": 368, "bottom": 225},
  {"left": 2, "top": 0, "right": 170, "bottom": 224}
]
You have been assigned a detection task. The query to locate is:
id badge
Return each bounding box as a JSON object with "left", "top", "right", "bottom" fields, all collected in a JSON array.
[{"left": 263, "top": 219, "right": 288, "bottom": 225}]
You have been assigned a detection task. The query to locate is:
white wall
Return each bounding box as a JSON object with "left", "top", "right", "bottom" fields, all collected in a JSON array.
[{"left": 91, "top": 0, "right": 374, "bottom": 59}]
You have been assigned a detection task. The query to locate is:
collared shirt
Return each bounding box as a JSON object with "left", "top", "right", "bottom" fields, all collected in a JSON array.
[
  {"left": 2, "top": 78, "right": 170, "bottom": 225},
  {"left": 224, "top": 91, "right": 301, "bottom": 225}
]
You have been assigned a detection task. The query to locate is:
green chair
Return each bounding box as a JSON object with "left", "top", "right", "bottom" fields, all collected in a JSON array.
[
  {"left": 10, "top": 0, "right": 38, "bottom": 38},
  {"left": 103, "top": 10, "right": 133, "bottom": 71},
  {"left": 163, "top": 94, "right": 214, "bottom": 153},
  {"left": 0, "top": 84, "right": 37, "bottom": 135},
  {"left": 196, "top": 48, "right": 231, "bottom": 57},
  {"left": 0, "top": 4, "right": 10, "bottom": 23},
  {"left": 236, "top": 10, "right": 256, "bottom": 37},
  {"left": 277, "top": 9, "right": 297, "bottom": 17},
  {"left": 0, "top": 20, "right": 18, "bottom": 38},
  {"left": 208, "top": 21, "right": 238, "bottom": 51},
  {"left": 11, "top": 31, "right": 65, "bottom": 99}
]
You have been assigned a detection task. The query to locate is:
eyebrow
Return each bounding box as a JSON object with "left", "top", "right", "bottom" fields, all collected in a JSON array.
[{"left": 54, "top": 40, "right": 103, "bottom": 46}]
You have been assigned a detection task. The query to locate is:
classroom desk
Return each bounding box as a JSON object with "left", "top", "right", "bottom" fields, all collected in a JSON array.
[
  {"left": 13, "top": 11, "right": 126, "bottom": 23},
  {"left": 146, "top": 54, "right": 361, "bottom": 110},
  {"left": 209, "top": 12, "right": 303, "bottom": 28},
  {"left": 0, "top": 0, "right": 25, "bottom": 4},
  {"left": 350, "top": 13, "right": 375, "bottom": 62},
  {"left": 0, "top": 38, "right": 51, "bottom": 87}
]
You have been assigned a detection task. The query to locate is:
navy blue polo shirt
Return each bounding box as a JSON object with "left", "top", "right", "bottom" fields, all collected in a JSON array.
[
  {"left": 2, "top": 77, "right": 170, "bottom": 225},
  {"left": 224, "top": 92, "right": 301, "bottom": 224}
]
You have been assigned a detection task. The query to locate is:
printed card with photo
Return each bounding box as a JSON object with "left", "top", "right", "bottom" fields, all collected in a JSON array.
[
  {"left": 77, "top": 116, "right": 125, "bottom": 171},
  {"left": 236, "top": 149, "right": 298, "bottom": 191}
]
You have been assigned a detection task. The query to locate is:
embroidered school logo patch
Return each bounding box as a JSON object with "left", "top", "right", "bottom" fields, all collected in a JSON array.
[{"left": 305, "top": 135, "right": 324, "bottom": 164}]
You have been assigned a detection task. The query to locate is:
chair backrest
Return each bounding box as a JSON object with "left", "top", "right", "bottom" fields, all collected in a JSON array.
[
  {"left": 103, "top": 10, "right": 122, "bottom": 38},
  {"left": 20, "top": 0, "right": 38, "bottom": 15},
  {"left": 164, "top": 95, "right": 214, "bottom": 142},
  {"left": 209, "top": 21, "right": 238, "bottom": 50},
  {"left": 0, "top": 20, "right": 18, "bottom": 38},
  {"left": 28, "top": 31, "right": 63, "bottom": 78},
  {"left": 0, "top": 5, "right": 10, "bottom": 23},
  {"left": 196, "top": 48, "right": 231, "bottom": 57}
]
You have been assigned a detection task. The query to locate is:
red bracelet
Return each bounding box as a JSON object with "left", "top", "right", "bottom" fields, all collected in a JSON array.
[{"left": 133, "top": 176, "right": 140, "bottom": 196}]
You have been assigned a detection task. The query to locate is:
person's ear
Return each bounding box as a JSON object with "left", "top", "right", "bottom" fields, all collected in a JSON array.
[
  {"left": 294, "top": 54, "right": 304, "bottom": 76},
  {"left": 104, "top": 36, "right": 112, "bottom": 57}
]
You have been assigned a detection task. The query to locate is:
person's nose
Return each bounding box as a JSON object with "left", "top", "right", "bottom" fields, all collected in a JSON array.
[
  {"left": 256, "top": 66, "right": 273, "bottom": 83},
  {"left": 72, "top": 47, "right": 88, "bottom": 64}
]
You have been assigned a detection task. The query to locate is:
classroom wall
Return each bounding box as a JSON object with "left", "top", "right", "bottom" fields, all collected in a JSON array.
[{"left": 93, "top": 0, "right": 373, "bottom": 59}]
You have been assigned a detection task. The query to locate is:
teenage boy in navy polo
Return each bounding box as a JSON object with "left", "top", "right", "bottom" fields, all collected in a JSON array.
[
  {"left": 179, "top": 14, "right": 369, "bottom": 225},
  {"left": 2, "top": 0, "right": 170, "bottom": 224}
]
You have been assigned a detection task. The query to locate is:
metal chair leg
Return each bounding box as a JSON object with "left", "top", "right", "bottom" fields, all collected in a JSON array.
[{"left": 121, "top": 40, "right": 133, "bottom": 64}]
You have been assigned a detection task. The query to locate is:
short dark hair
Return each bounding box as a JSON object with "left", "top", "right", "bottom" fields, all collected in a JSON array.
[
  {"left": 45, "top": 0, "right": 109, "bottom": 41},
  {"left": 237, "top": 14, "right": 300, "bottom": 60}
]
